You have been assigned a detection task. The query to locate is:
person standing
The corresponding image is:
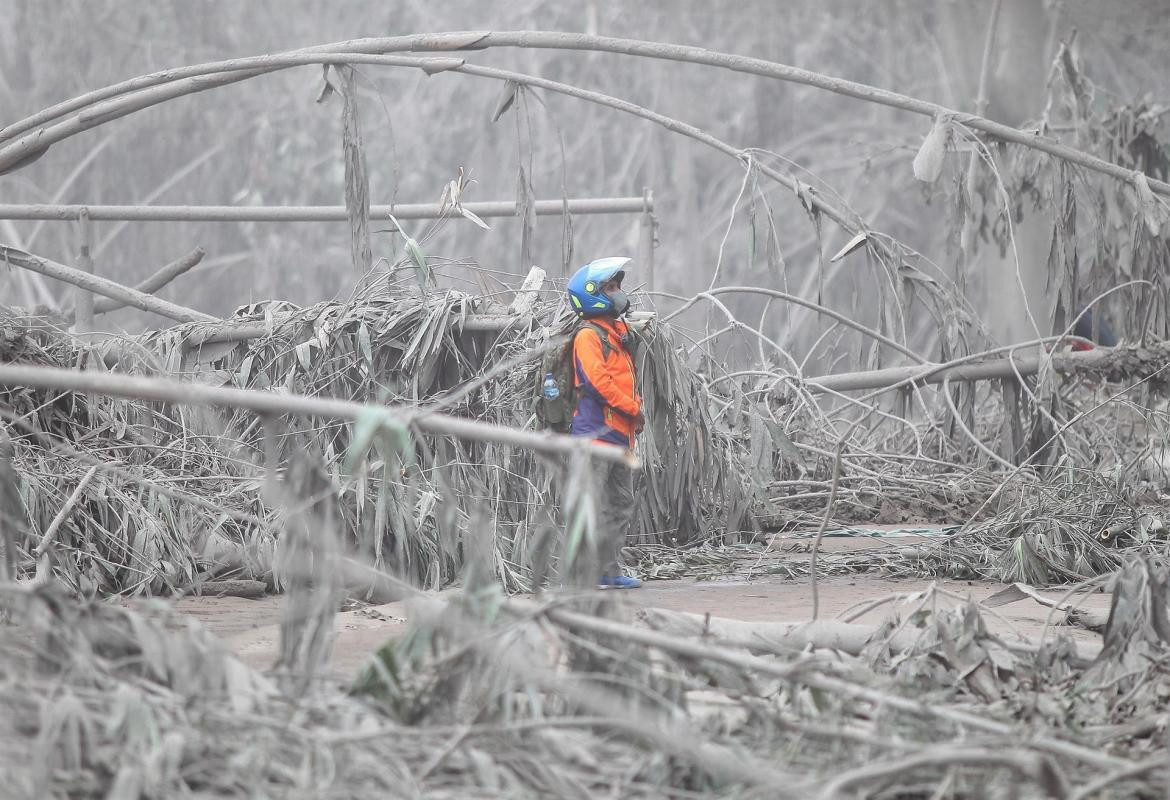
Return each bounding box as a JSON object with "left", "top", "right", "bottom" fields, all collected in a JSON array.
[{"left": 565, "top": 257, "right": 644, "bottom": 589}]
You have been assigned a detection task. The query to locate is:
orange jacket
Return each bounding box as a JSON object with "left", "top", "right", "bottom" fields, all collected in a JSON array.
[{"left": 571, "top": 318, "right": 642, "bottom": 447}]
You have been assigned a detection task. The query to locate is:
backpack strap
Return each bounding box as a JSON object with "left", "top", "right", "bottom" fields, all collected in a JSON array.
[{"left": 575, "top": 320, "right": 613, "bottom": 361}]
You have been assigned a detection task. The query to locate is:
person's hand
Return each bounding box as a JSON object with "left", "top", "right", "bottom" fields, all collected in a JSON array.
[{"left": 633, "top": 411, "right": 646, "bottom": 433}]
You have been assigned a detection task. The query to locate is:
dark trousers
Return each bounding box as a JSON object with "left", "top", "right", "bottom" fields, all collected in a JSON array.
[{"left": 591, "top": 459, "right": 634, "bottom": 576}]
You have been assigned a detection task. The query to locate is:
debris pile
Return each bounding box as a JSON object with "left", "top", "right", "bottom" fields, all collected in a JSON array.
[{"left": 4, "top": 555, "right": 1170, "bottom": 798}]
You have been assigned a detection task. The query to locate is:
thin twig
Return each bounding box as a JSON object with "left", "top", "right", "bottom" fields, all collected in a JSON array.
[
  {"left": 34, "top": 465, "right": 99, "bottom": 556},
  {"left": 811, "top": 419, "right": 862, "bottom": 620}
]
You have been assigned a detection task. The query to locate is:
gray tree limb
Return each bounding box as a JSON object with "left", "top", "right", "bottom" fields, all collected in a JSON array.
[
  {"left": 0, "top": 362, "right": 634, "bottom": 465},
  {"left": 0, "top": 244, "right": 213, "bottom": 324},
  {"left": 58, "top": 246, "right": 205, "bottom": 321}
]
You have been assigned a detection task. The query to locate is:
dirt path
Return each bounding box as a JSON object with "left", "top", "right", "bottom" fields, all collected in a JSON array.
[
  {"left": 172, "top": 522, "right": 1111, "bottom": 676},
  {"left": 175, "top": 570, "right": 1112, "bottom": 678}
]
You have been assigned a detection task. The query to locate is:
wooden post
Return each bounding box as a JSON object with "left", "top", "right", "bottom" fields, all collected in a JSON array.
[
  {"left": 961, "top": 377, "right": 977, "bottom": 460},
  {"left": 896, "top": 385, "right": 912, "bottom": 420},
  {"left": 73, "top": 207, "right": 94, "bottom": 333},
  {"left": 639, "top": 187, "right": 656, "bottom": 293},
  {"left": 999, "top": 377, "right": 1025, "bottom": 465}
]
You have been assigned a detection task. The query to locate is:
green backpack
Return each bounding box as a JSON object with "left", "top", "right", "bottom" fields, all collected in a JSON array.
[{"left": 534, "top": 320, "right": 612, "bottom": 433}]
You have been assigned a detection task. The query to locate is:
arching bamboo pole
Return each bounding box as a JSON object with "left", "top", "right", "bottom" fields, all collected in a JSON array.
[
  {"left": 0, "top": 54, "right": 961, "bottom": 362},
  {"left": 3, "top": 56, "right": 897, "bottom": 346},
  {"left": 0, "top": 51, "right": 864, "bottom": 238},
  {"left": 663, "top": 286, "right": 927, "bottom": 364},
  {"left": 2, "top": 31, "right": 1166, "bottom": 201}
]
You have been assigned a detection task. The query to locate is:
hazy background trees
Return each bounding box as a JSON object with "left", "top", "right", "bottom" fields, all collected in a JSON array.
[{"left": 3, "top": 0, "right": 1169, "bottom": 370}]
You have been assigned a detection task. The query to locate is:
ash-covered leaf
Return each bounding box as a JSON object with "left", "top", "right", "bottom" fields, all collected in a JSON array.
[
  {"left": 314, "top": 64, "right": 336, "bottom": 104},
  {"left": 459, "top": 206, "right": 491, "bottom": 230},
  {"left": 491, "top": 79, "right": 520, "bottom": 122},
  {"left": 830, "top": 231, "right": 868, "bottom": 263},
  {"left": 405, "top": 236, "right": 428, "bottom": 286},
  {"left": 1133, "top": 171, "right": 1162, "bottom": 235},
  {"left": 913, "top": 115, "right": 951, "bottom": 184}
]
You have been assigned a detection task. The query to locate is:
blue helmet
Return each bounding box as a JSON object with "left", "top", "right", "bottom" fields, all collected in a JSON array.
[{"left": 566, "top": 257, "right": 632, "bottom": 317}]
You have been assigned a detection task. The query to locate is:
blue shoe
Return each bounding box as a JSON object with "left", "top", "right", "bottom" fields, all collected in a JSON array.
[{"left": 598, "top": 575, "right": 642, "bottom": 589}]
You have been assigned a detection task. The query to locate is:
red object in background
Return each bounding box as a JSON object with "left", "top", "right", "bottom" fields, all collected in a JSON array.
[{"left": 1044, "top": 339, "right": 1096, "bottom": 354}]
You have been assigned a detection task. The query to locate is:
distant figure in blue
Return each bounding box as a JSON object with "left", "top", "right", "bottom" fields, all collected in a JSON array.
[{"left": 1070, "top": 306, "right": 1117, "bottom": 351}]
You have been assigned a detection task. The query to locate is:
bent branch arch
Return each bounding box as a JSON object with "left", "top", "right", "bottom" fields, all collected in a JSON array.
[{"left": 2, "top": 30, "right": 1166, "bottom": 200}]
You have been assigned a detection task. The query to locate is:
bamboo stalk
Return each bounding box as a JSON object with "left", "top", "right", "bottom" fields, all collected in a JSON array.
[
  {"left": 96, "top": 246, "right": 204, "bottom": 313},
  {"left": 0, "top": 51, "right": 905, "bottom": 296},
  {"left": 2, "top": 33, "right": 1167, "bottom": 200},
  {"left": 806, "top": 346, "right": 1120, "bottom": 394},
  {"left": 638, "top": 188, "right": 656, "bottom": 294},
  {"left": 180, "top": 311, "right": 531, "bottom": 349},
  {"left": 34, "top": 465, "right": 99, "bottom": 556},
  {"left": 59, "top": 246, "right": 206, "bottom": 321},
  {"left": 0, "top": 51, "right": 470, "bottom": 146},
  {"left": 0, "top": 244, "right": 213, "bottom": 324},
  {"left": 956, "top": 0, "right": 1003, "bottom": 300},
  {"left": 0, "top": 362, "right": 635, "bottom": 465},
  {"left": 667, "top": 286, "right": 927, "bottom": 364},
  {"left": 972, "top": 0, "right": 1003, "bottom": 120},
  {"left": 72, "top": 209, "right": 94, "bottom": 333},
  {"left": 0, "top": 198, "right": 650, "bottom": 222}
]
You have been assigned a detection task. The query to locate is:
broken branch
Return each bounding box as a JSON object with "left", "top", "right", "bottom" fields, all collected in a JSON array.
[
  {"left": 93, "top": 246, "right": 204, "bottom": 315},
  {"left": 0, "top": 362, "right": 635, "bottom": 465},
  {"left": 0, "top": 244, "right": 213, "bottom": 324}
]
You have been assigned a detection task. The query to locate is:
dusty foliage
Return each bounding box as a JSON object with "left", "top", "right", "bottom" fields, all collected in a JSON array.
[
  {"left": 1, "top": 286, "right": 769, "bottom": 594},
  {"left": 5, "top": 284, "right": 1170, "bottom": 598},
  {"left": 4, "top": 555, "right": 1170, "bottom": 798}
]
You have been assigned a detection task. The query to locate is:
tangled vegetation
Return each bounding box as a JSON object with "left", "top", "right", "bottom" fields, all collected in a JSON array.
[{"left": 5, "top": 6, "right": 1170, "bottom": 798}]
